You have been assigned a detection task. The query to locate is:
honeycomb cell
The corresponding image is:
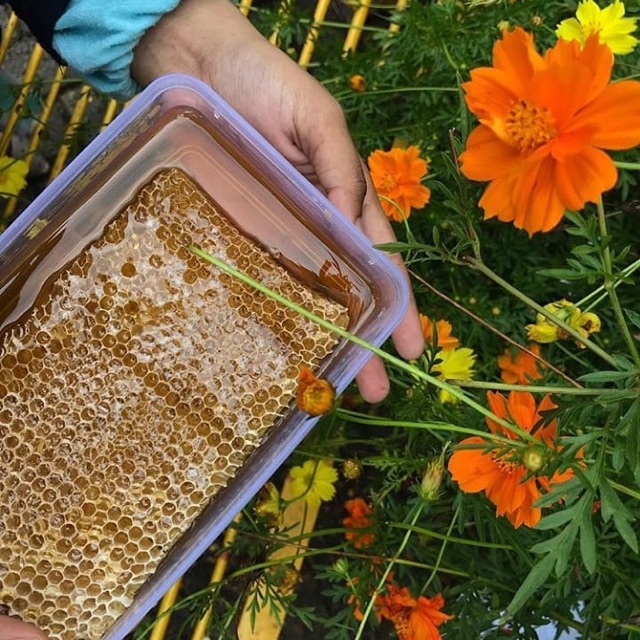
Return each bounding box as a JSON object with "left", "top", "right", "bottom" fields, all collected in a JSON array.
[{"left": 0, "top": 168, "right": 348, "bottom": 639}]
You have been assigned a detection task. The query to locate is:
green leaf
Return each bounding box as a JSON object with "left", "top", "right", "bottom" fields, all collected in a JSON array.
[
  {"left": 599, "top": 480, "right": 630, "bottom": 523},
  {"left": 578, "top": 254, "right": 602, "bottom": 271},
  {"left": 613, "top": 244, "right": 631, "bottom": 262},
  {"left": 578, "top": 371, "right": 635, "bottom": 383},
  {"left": 580, "top": 503, "right": 597, "bottom": 574},
  {"left": 625, "top": 400, "right": 640, "bottom": 473},
  {"left": 566, "top": 258, "right": 587, "bottom": 271},
  {"left": 530, "top": 532, "right": 564, "bottom": 555},
  {"left": 534, "top": 477, "right": 582, "bottom": 508},
  {"left": 536, "top": 502, "right": 581, "bottom": 530},
  {"left": 595, "top": 390, "right": 637, "bottom": 404},
  {"left": 612, "top": 354, "right": 635, "bottom": 370},
  {"left": 613, "top": 514, "right": 639, "bottom": 553},
  {"left": 571, "top": 244, "right": 597, "bottom": 256},
  {"left": 554, "top": 525, "right": 579, "bottom": 575},
  {"left": 536, "top": 268, "right": 588, "bottom": 281},
  {"left": 507, "top": 553, "right": 556, "bottom": 615},
  {"left": 374, "top": 241, "right": 415, "bottom": 253},
  {"left": 625, "top": 308, "right": 640, "bottom": 330},
  {"left": 612, "top": 444, "right": 626, "bottom": 472}
]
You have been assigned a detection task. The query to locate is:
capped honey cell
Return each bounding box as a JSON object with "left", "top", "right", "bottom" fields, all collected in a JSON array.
[{"left": 0, "top": 168, "right": 348, "bottom": 639}]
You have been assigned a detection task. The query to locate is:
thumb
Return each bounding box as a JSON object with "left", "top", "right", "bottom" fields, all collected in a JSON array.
[{"left": 0, "top": 617, "right": 49, "bottom": 640}]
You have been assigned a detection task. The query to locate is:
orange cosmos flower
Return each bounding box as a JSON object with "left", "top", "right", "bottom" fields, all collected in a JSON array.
[
  {"left": 448, "top": 391, "right": 576, "bottom": 528},
  {"left": 377, "top": 585, "right": 453, "bottom": 640},
  {"left": 296, "top": 367, "right": 335, "bottom": 416},
  {"left": 368, "top": 146, "right": 431, "bottom": 222},
  {"left": 459, "top": 27, "right": 640, "bottom": 234},
  {"left": 343, "top": 498, "right": 375, "bottom": 549},
  {"left": 419, "top": 314, "right": 459, "bottom": 351},
  {"left": 497, "top": 344, "right": 545, "bottom": 384}
]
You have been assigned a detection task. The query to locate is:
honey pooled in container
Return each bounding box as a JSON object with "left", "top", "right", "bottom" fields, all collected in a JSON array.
[{"left": 0, "top": 168, "right": 349, "bottom": 640}]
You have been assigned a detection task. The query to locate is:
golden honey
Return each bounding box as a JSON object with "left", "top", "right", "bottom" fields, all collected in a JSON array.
[{"left": 0, "top": 168, "right": 348, "bottom": 639}]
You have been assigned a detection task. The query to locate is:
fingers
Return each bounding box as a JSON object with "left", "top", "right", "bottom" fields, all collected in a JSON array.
[
  {"left": 355, "top": 355, "right": 390, "bottom": 404},
  {"left": 0, "top": 617, "right": 49, "bottom": 640},
  {"left": 358, "top": 167, "right": 424, "bottom": 362},
  {"left": 299, "top": 99, "right": 367, "bottom": 225}
]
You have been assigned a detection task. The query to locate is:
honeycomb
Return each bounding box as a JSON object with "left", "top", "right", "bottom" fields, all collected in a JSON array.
[{"left": 0, "top": 167, "right": 349, "bottom": 639}]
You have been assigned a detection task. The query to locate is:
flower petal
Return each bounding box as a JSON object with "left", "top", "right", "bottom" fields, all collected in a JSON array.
[
  {"left": 572, "top": 80, "right": 640, "bottom": 149},
  {"left": 448, "top": 438, "right": 501, "bottom": 493},
  {"left": 510, "top": 155, "right": 566, "bottom": 234},
  {"left": 460, "top": 125, "right": 521, "bottom": 181},
  {"left": 553, "top": 146, "right": 618, "bottom": 210}
]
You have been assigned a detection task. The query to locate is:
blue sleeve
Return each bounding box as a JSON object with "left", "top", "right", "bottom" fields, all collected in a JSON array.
[{"left": 52, "top": 0, "right": 182, "bottom": 100}]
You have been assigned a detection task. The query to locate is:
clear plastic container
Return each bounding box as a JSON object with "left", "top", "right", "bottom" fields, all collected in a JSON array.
[{"left": 0, "top": 74, "right": 408, "bottom": 639}]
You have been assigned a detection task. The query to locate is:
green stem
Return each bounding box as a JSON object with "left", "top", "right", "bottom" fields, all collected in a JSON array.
[
  {"left": 454, "top": 380, "right": 619, "bottom": 395},
  {"left": 600, "top": 617, "right": 640, "bottom": 632},
  {"left": 576, "top": 258, "right": 640, "bottom": 312},
  {"left": 335, "top": 408, "right": 525, "bottom": 447},
  {"left": 614, "top": 161, "right": 640, "bottom": 170},
  {"left": 353, "top": 502, "right": 424, "bottom": 640},
  {"left": 465, "top": 256, "right": 618, "bottom": 368},
  {"left": 190, "top": 245, "right": 539, "bottom": 444},
  {"left": 595, "top": 199, "right": 640, "bottom": 368},
  {"left": 389, "top": 522, "right": 512, "bottom": 549},
  {"left": 422, "top": 504, "right": 459, "bottom": 592},
  {"left": 608, "top": 479, "right": 640, "bottom": 501},
  {"left": 336, "top": 85, "right": 457, "bottom": 100}
]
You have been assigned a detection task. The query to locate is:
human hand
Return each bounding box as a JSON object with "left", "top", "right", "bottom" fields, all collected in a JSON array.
[
  {"left": 131, "top": 0, "right": 424, "bottom": 401},
  {"left": 0, "top": 617, "right": 48, "bottom": 640}
]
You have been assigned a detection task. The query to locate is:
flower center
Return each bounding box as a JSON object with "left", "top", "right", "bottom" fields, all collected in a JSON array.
[
  {"left": 492, "top": 453, "right": 519, "bottom": 474},
  {"left": 393, "top": 612, "right": 412, "bottom": 640},
  {"left": 380, "top": 173, "right": 397, "bottom": 192},
  {"left": 505, "top": 100, "right": 557, "bottom": 153}
]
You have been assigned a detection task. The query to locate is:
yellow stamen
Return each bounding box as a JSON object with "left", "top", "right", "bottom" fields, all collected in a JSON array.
[
  {"left": 380, "top": 174, "right": 397, "bottom": 191},
  {"left": 505, "top": 100, "right": 557, "bottom": 152}
]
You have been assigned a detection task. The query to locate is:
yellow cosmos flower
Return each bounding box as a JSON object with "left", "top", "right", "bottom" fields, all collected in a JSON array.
[
  {"left": 432, "top": 347, "right": 476, "bottom": 404},
  {"left": 557, "top": 0, "right": 639, "bottom": 55},
  {"left": 0, "top": 156, "right": 28, "bottom": 198},
  {"left": 289, "top": 459, "right": 338, "bottom": 509},
  {"left": 526, "top": 300, "right": 602, "bottom": 347}
]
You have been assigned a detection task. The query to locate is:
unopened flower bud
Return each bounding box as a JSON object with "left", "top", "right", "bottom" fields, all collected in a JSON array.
[
  {"left": 522, "top": 447, "right": 545, "bottom": 472},
  {"left": 333, "top": 558, "right": 350, "bottom": 577},
  {"left": 420, "top": 460, "right": 443, "bottom": 501},
  {"left": 342, "top": 458, "right": 362, "bottom": 480}
]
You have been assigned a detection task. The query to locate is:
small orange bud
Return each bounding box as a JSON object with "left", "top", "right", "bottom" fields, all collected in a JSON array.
[
  {"left": 296, "top": 367, "right": 335, "bottom": 416},
  {"left": 348, "top": 74, "right": 366, "bottom": 92}
]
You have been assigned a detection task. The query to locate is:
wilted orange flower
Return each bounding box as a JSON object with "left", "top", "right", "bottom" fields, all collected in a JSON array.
[
  {"left": 448, "top": 391, "right": 576, "bottom": 528},
  {"left": 343, "top": 498, "right": 375, "bottom": 549},
  {"left": 497, "top": 344, "right": 545, "bottom": 384},
  {"left": 377, "top": 585, "right": 453, "bottom": 640},
  {"left": 368, "top": 146, "right": 431, "bottom": 222},
  {"left": 419, "top": 314, "right": 459, "bottom": 351},
  {"left": 296, "top": 367, "right": 335, "bottom": 416},
  {"left": 348, "top": 74, "right": 366, "bottom": 92},
  {"left": 459, "top": 27, "right": 640, "bottom": 234}
]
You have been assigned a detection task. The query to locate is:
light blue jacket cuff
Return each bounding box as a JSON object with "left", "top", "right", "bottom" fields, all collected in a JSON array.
[{"left": 53, "top": 0, "right": 182, "bottom": 100}]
